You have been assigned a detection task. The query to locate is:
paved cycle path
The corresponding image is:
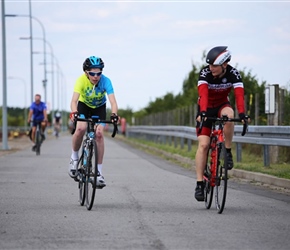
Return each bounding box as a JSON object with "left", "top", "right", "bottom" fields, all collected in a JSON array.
[{"left": 0, "top": 134, "right": 290, "bottom": 250}]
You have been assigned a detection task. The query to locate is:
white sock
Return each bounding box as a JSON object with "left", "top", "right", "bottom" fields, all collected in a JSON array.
[
  {"left": 98, "top": 164, "right": 103, "bottom": 175},
  {"left": 71, "top": 150, "right": 79, "bottom": 161}
]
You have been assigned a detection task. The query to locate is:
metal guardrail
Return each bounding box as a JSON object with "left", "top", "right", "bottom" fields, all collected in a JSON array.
[{"left": 127, "top": 125, "right": 290, "bottom": 167}]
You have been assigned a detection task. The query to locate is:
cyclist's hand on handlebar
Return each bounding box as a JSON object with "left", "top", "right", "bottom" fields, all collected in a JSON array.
[
  {"left": 196, "top": 111, "right": 207, "bottom": 122},
  {"left": 110, "top": 113, "right": 119, "bottom": 123},
  {"left": 239, "top": 113, "right": 251, "bottom": 124},
  {"left": 70, "top": 111, "right": 78, "bottom": 122}
]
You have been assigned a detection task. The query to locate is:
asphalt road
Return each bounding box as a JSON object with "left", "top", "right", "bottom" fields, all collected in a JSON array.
[{"left": 0, "top": 134, "right": 290, "bottom": 250}]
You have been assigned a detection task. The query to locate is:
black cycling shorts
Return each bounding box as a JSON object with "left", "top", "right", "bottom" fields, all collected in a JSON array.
[
  {"left": 77, "top": 101, "right": 106, "bottom": 121},
  {"left": 196, "top": 102, "right": 231, "bottom": 137}
]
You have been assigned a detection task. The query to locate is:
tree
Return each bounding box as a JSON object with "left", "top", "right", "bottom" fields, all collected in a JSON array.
[{"left": 136, "top": 58, "right": 272, "bottom": 124}]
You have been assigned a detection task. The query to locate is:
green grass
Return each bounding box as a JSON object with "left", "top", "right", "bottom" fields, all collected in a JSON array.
[{"left": 118, "top": 136, "right": 290, "bottom": 180}]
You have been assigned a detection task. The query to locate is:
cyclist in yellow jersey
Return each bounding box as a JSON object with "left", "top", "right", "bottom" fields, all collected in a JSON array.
[{"left": 69, "top": 56, "right": 119, "bottom": 188}]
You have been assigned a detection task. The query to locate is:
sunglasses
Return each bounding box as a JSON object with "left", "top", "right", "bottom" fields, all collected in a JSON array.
[{"left": 87, "top": 71, "right": 102, "bottom": 77}]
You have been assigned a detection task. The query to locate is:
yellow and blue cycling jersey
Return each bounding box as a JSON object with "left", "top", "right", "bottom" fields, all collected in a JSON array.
[{"left": 74, "top": 74, "right": 114, "bottom": 108}]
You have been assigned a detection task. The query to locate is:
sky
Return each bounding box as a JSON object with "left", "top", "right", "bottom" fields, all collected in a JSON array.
[{"left": 1, "top": 0, "right": 290, "bottom": 113}]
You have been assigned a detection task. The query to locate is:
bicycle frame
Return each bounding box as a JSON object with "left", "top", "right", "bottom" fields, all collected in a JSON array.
[{"left": 208, "top": 122, "right": 225, "bottom": 186}]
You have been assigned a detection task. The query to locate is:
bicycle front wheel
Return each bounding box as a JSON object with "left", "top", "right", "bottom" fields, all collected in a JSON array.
[
  {"left": 203, "top": 162, "right": 214, "bottom": 209},
  {"left": 215, "top": 143, "right": 228, "bottom": 214},
  {"left": 85, "top": 140, "right": 98, "bottom": 210},
  {"left": 35, "top": 130, "right": 41, "bottom": 155},
  {"left": 78, "top": 154, "right": 85, "bottom": 206}
]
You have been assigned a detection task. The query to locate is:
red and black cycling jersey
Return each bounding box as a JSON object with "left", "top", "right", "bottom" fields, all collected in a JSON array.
[{"left": 197, "top": 64, "right": 245, "bottom": 114}]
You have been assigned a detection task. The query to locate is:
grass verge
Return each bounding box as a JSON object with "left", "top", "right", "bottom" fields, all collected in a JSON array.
[{"left": 116, "top": 136, "right": 290, "bottom": 180}]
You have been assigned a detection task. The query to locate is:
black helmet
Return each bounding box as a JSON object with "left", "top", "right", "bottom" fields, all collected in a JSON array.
[
  {"left": 83, "top": 56, "right": 104, "bottom": 71},
  {"left": 206, "top": 46, "right": 231, "bottom": 65}
]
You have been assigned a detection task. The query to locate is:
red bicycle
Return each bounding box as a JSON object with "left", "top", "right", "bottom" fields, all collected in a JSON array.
[{"left": 199, "top": 115, "right": 248, "bottom": 214}]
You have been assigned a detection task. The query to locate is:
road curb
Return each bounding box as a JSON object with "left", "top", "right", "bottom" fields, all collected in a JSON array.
[
  {"left": 119, "top": 137, "right": 290, "bottom": 191},
  {"left": 230, "top": 169, "right": 290, "bottom": 189}
]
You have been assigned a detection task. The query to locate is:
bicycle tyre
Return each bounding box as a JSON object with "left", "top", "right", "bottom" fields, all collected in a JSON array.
[
  {"left": 78, "top": 154, "right": 85, "bottom": 206},
  {"left": 35, "top": 130, "right": 41, "bottom": 156},
  {"left": 215, "top": 143, "right": 228, "bottom": 214},
  {"left": 85, "top": 140, "right": 98, "bottom": 210},
  {"left": 204, "top": 137, "right": 216, "bottom": 209},
  {"left": 204, "top": 163, "right": 214, "bottom": 209}
]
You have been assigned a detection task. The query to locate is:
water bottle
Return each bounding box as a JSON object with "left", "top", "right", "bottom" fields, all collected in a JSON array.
[
  {"left": 89, "top": 131, "right": 95, "bottom": 139},
  {"left": 83, "top": 147, "right": 87, "bottom": 165}
]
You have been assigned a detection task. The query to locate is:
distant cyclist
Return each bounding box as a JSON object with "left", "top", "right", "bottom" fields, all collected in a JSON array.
[
  {"left": 27, "top": 94, "right": 48, "bottom": 151},
  {"left": 68, "top": 56, "right": 119, "bottom": 188},
  {"left": 53, "top": 111, "right": 62, "bottom": 137}
]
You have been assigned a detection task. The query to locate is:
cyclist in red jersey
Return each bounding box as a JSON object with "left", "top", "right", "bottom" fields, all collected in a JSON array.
[{"left": 194, "top": 46, "right": 249, "bottom": 201}]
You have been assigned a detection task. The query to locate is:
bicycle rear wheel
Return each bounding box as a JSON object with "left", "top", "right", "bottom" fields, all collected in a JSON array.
[
  {"left": 35, "top": 130, "right": 41, "bottom": 155},
  {"left": 85, "top": 140, "right": 98, "bottom": 210},
  {"left": 215, "top": 143, "right": 228, "bottom": 214},
  {"left": 78, "top": 154, "right": 85, "bottom": 206}
]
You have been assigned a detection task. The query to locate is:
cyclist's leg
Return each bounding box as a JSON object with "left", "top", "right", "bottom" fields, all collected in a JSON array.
[
  {"left": 219, "top": 105, "right": 234, "bottom": 148},
  {"left": 30, "top": 125, "right": 37, "bottom": 151},
  {"left": 72, "top": 101, "right": 89, "bottom": 153},
  {"left": 94, "top": 124, "right": 106, "bottom": 187},
  {"left": 195, "top": 135, "right": 211, "bottom": 182},
  {"left": 69, "top": 102, "right": 88, "bottom": 177},
  {"left": 69, "top": 121, "right": 86, "bottom": 177},
  {"left": 41, "top": 120, "right": 47, "bottom": 133},
  {"left": 194, "top": 135, "right": 210, "bottom": 201},
  {"left": 219, "top": 105, "right": 234, "bottom": 169},
  {"left": 72, "top": 121, "right": 87, "bottom": 151},
  {"left": 56, "top": 123, "right": 60, "bottom": 133},
  {"left": 40, "top": 121, "right": 47, "bottom": 141},
  {"left": 195, "top": 105, "right": 213, "bottom": 182},
  {"left": 91, "top": 105, "right": 106, "bottom": 165},
  {"left": 95, "top": 125, "right": 104, "bottom": 165},
  {"left": 91, "top": 104, "right": 106, "bottom": 186},
  {"left": 31, "top": 125, "right": 36, "bottom": 143},
  {"left": 195, "top": 106, "right": 218, "bottom": 201}
]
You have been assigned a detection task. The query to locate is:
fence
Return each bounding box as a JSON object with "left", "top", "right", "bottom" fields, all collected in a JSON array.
[{"left": 126, "top": 125, "right": 290, "bottom": 167}]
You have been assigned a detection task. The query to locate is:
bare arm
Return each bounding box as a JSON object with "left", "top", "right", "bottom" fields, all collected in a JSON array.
[
  {"left": 108, "top": 93, "right": 118, "bottom": 114},
  {"left": 70, "top": 92, "right": 80, "bottom": 112},
  {"left": 27, "top": 109, "right": 33, "bottom": 122},
  {"left": 43, "top": 109, "right": 48, "bottom": 121}
]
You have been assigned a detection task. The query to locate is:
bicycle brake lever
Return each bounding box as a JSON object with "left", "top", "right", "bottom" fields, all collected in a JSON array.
[{"left": 111, "top": 123, "right": 118, "bottom": 137}]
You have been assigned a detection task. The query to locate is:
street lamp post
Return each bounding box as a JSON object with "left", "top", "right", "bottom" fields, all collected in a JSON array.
[
  {"left": 7, "top": 77, "right": 28, "bottom": 130},
  {"left": 5, "top": 13, "right": 47, "bottom": 103},
  {"left": 1, "top": 0, "right": 9, "bottom": 150},
  {"left": 20, "top": 37, "right": 55, "bottom": 119}
]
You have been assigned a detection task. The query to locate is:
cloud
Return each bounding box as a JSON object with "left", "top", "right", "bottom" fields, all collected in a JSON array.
[{"left": 2, "top": 1, "right": 290, "bottom": 111}]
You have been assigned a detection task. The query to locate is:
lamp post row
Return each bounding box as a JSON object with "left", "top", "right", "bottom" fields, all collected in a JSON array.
[
  {"left": 5, "top": 13, "right": 47, "bottom": 103},
  {"left": 2, "top": 0, "right": 64, "bottom": 149}
]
